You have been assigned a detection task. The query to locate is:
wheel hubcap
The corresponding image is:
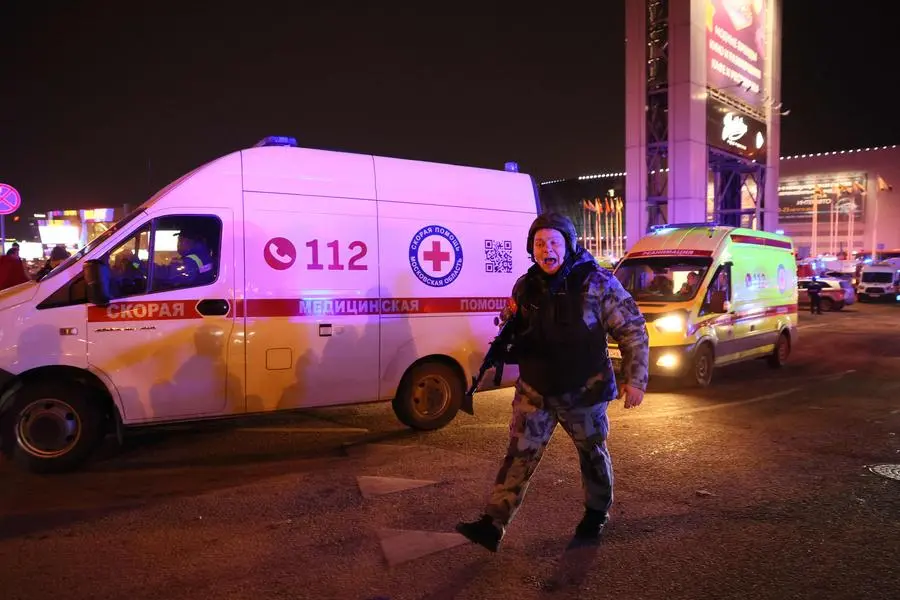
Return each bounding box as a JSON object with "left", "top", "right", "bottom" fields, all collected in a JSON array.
[
  {"left": 411, "top": 375, "right": 451, "bottom": 419},
  {"left": 697, "top": 356, "right": 710, "bottom": 383},
  {"left": 16, "top": 398, "right": 82, "bottom": 458}
]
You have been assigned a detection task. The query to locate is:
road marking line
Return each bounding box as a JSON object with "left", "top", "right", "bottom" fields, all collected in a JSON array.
[
  {"left": 458, "top": 370, "right": 857, "bottom": 428},
  {"left": 236, "top": 426, "right": 370, "bottom": 433},
  {"left": 616, "top": 387, "right": 801, "bottom": 420},
  {"left": 459, "top": 423, "right": 511, "bottom": 429},
  {"left": 616, "top": 370, "right": 855, "bottom": 421},
  {"left": 459, "top": 371, "right": 858, "bottom": 428},
  {"left": 799, "top": 322, "right": 830, "bottom": 330}
]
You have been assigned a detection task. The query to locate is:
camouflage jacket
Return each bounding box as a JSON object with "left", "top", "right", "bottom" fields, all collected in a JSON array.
[{"left": 511, "top": 247, "right": 649, "bottom": 392}]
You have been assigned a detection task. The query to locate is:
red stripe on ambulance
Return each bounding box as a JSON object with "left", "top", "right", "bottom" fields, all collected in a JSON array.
[
  {"left": 87, "top": 301, "right": 202, "bottom": 322},
  {"left": 235, "top": 297, "right": 509, "bottom": 318},
  {"left": 627, "top": 249, "right": 714, "bottom": 258},
  {"left": 87, "top": 296, "right": 510, "bottom": 321},
  {"left": 687, "top": 303, "right": 798, "bottom": 334},
  {"left": 729, "top": 234, "right": 793, "bottom": 250}
]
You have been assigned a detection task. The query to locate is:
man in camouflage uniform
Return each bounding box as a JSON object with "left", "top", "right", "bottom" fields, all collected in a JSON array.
[{"left": 456, "top": 212, "right": 649, "bottom": 552}]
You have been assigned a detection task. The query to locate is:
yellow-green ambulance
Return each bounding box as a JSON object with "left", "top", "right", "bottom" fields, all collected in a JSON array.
[{"left": 610, "top": 224, "right": 798, "bottom": 386}]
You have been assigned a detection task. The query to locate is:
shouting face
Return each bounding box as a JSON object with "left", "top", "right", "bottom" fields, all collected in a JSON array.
[{"left": 532, "top": 228, "right": 567, "bottom": 275}]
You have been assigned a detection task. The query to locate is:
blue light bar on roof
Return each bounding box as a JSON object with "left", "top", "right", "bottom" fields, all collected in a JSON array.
[{"left": 254, "top": 136, "right": 298, "bottom": 147}]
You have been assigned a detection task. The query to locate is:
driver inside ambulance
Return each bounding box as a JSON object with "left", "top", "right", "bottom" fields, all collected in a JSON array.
[
  {"left": 679, "top": 271, "right": 700, "bottom": 297},
  {"left": 153, "top": 227, "right": 214, "bottom": 289}
]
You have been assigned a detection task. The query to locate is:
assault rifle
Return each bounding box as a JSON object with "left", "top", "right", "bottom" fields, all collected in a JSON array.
[{"left": 462, "top": 306, "right": 519, "bottom": 415}]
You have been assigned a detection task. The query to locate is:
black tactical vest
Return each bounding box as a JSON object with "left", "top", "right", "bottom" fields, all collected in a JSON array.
[{"left": 513, "top": 260, "right": 609, "bottom": 396}]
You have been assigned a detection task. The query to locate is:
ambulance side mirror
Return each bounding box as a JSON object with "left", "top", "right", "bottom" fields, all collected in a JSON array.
[{"left": 84, "top": 259, "right": 111, "bottom": 307}]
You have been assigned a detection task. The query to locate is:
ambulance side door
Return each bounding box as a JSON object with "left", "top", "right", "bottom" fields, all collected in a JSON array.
[
  {"left": 242, "top": 192, "right": 380, "bottom": 412},
  {"left": 701, "top": 263, "right": 739, "bottom": 363},
  {"left": 86, "top": 210, "right": 239, "bottom": 423}
]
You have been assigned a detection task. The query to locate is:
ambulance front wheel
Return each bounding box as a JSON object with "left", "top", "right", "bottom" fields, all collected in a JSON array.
[
  {"left": 688, "top": 343, "right": 715, "bottom": 388},
  {"left": 4, "top": 381, "right": 104, "bottom": 474},
  {"left": 393, "top": 362, "right": 463, "bottom": 431}
]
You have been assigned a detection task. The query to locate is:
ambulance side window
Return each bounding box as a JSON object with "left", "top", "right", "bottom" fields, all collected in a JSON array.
[
  {"left": 148, "top": 216, "right": 221, "bottom": 293},
  {"left": 700, "top": 266, "right": 731, "bottom": 315},
  {"left": 108, "top": 225, "right": 151, "bottom": 299},
  {"left": 36, "top": 275, "right": 87, "bottom": 309}
]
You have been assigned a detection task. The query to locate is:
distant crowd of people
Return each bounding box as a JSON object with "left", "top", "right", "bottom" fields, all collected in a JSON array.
[{"left": 0, "top": 243, "right": 70, "bottom": 291}]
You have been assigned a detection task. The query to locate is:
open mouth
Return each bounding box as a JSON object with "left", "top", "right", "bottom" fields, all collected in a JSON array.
[{"left": 542, "top": 258, "right": 558, "bottom": 268}]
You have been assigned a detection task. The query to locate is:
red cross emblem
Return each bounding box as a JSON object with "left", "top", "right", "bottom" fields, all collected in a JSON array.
[{"left": 422, "top": 240, "right": 450, "bottom": 271}]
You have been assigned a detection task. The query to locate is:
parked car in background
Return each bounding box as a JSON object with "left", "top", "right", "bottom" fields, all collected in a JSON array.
[
  {"left": 823, "top": 270, "right": 856, "bottom": 285},
  {"left": 798, "top": 277, "right": 856, "bottom": 311}
]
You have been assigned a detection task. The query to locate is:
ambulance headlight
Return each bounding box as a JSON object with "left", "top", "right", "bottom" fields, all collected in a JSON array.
[{"left": 654, "top": 312, "right": 687, "bottom": 333}]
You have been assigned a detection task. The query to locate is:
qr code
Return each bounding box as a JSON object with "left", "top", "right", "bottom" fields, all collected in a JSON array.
[{"left": 484, "top": 240, "right": 513, "bottom": 273}]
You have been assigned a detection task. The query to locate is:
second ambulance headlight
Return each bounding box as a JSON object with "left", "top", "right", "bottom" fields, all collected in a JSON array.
[{"left": 654, "top": 312, "right": 687, "bottom": 333}]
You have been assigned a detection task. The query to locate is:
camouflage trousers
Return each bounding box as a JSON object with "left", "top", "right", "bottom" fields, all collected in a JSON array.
[{"left": 485, "top": 378, "right": 614, "bottom": 527}]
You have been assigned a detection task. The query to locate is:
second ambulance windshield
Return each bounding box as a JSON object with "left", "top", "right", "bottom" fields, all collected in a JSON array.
[{"left": 614, "top": 256, "right": 713, "bottom": 302}]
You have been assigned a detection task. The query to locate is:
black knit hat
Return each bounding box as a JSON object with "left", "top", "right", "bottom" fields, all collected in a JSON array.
[{"left": 526, "top": 212, "right": 578, "bottom": 257}]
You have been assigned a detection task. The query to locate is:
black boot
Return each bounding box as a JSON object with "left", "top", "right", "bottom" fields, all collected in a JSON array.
[
  {"left": 574, "top": 507, "right": 609, "bottom": 540},
  {"left": 455, "top": 515, "right": 504, "bottom": 552}
]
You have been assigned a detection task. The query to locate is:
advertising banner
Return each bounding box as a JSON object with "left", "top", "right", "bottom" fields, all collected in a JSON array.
[
  {"left": 777, "top": 174, "right": 867, "bottom": 222},
  {"left": 706, "top": 0, "right": 767, "bottom": 110},
  {"left": 707, "top": 95, "right": 767, "bottom": 161}
]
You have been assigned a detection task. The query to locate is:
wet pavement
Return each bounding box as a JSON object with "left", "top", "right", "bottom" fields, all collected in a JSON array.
[{"left": 1, "top": 302, "right": 899, "bottom": 600}]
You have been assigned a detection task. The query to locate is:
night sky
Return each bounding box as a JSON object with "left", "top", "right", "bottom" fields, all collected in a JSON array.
[{"left": 1, "top": 1, "right": 895, "bottom": 223}]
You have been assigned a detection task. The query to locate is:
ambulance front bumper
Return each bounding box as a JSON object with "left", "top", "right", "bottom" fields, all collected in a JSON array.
[{"left": 610, "top": 343, "right": 697, "bottom": 378}]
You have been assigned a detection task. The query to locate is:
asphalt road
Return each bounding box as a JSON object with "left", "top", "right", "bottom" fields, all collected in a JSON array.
[{"left": 2, "top": 302, "right": 899, "bottom": 600}]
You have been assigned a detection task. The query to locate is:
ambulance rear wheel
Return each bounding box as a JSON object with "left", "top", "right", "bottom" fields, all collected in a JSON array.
[
  {"left": 6, "top": 381, "right": 104, "bottom": 474},
  {"left": 393, "top": 362, "right": 463, "bottom": 431},
  {"left": 767, "top": 332, "right": 791, "bottom": 368},
  {"left": 688, "top": 344, "right": 714, "bottom": 388}
]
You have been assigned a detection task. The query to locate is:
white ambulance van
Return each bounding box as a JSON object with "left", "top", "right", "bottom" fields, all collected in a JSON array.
[
  {"left": 857, "top": 260, "right": 900, "bottom": 302},
  {"left": 610, "top": 223, "right": 798, "bottom": 387},
  {"left": 0, "top": 137, "right": 539, "bottom": 473}
]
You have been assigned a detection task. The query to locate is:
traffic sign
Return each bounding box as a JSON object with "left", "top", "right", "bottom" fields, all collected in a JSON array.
[{"left": 0, "top": 184, "right": 21, "bottom": 216}]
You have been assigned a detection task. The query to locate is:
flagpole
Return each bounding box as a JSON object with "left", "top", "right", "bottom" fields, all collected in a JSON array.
[
  {"left": 605, "top": 199, "right": 611, "bottom": 259},
  {"left": 873, "top": 177, "right": 881, "bottom": 261},
  {"left": 847, "top": 196, "right": 854, "bottom": 259},
  {"left": 609, "top": 198, "right": 619, "bottom": 260},
  {"left": 618, "top": 198, "right": 624, "bottom": 258},
  {"left": 581, "top": 200, "right": 590, "bottom": 250},
  {"left": 811, "top": 190, "right": 819, "bottom": 257},
  {"left": 830, "top": 186, "right": 837, "bottom": 255},
  {"left": 610, "top": 199, "right": 616, "bottom": 260}
]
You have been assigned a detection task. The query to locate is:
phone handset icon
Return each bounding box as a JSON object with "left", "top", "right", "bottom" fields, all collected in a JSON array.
[
  {"left": 270, "top": 243, "right": 293, "bottom": 264},
  {"left": 264, "top": 237, "right": 297, "bottom": 270}
]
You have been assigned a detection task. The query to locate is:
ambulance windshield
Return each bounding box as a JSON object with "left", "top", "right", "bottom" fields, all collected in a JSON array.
[
  {"left": 861, "top": 271, "right": 894, "bottom": 284},
  {"left": 614, "top": 256, "right": 713, "bottom": 302},
  {"left": 37, "top": 208, "right": 146, "bottom": 282}
]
